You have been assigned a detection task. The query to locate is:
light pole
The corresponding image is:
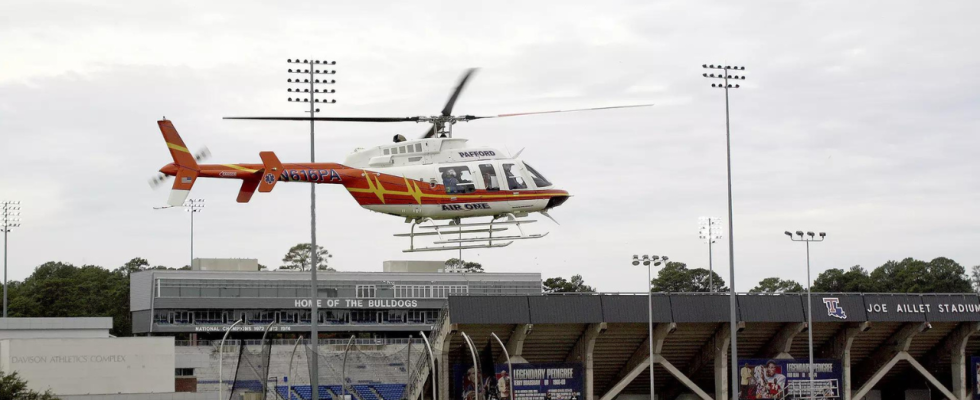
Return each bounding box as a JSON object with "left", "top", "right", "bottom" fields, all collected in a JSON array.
[
  {"left": 219, "top": 319, "right": 244, "bottom": 400},
  {"left": 701, "top": 63, "right": 747, "bottom": 400},
  {"left": 785, "top": 230, "right": 826, "bottom": 399},
  {"left": 632, "top": 254, "right": 667, "bottom": 400},
  {"left": 2, "top": 200, "right": 21, "bottom": 318},
  {"left": 698, "top": 217, "right": 722, "bottom": 292},
  {"left": 184, "top": 199, "right": 205, "bottom": 268},
  {"left": 287, "top": 58, "right": 337, "bottom": 400}
]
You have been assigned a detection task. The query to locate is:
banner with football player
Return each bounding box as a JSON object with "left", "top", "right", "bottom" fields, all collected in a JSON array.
[
  {"left": 453, "top": 362, "right": 583, "bottom": 400},
  {"left": 737, "top": 358, "right": 843, "bottom": 399}
]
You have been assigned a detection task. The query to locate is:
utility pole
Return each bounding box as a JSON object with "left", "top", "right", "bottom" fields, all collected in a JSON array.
[
  {"left": 701, "top": 63, "right": 747, "bottom": 400},
  {"left": 287, "top": 58, "right": 337, "bottom": 400},
  {"left": 1, "top": 201, "right": 21, "bottom": 318}
]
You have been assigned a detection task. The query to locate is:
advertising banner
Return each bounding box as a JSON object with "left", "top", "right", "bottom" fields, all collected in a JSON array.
[
  {"left": 454, "top": 363, "right": 583, "bottom": 400},
  {"left": 737, "top": 359, "right": 842, "bottom": 399}
]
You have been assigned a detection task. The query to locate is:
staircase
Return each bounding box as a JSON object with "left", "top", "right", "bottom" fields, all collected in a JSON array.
[{"left": 404, "top": 310, "right": 451, "bottom": 400}]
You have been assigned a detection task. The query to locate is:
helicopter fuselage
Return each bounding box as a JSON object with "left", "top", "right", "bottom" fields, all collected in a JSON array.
[{"left": 158, "top": 136, "right": 569, "bottom": 220}]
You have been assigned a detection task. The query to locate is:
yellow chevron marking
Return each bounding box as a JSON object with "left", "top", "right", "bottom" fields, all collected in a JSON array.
[
  {"left": 361, "top": 171, "right": 387, "bottom": 204},
  {"left": 404, "top": 177, "right": 423, "bottom": 205},
  {"left": 167, "top": 142, "right": 190, "bottom": 153},
  {"left": 222, "top": 164, "right": 259, "bottom": 173}
]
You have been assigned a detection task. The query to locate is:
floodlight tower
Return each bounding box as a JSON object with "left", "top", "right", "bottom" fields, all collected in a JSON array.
[
  {"left": 2, "top": 200, "right": 21, "bottom": 318},
  {"left": 287, "top": 58, "right": 337, "bottom": 400},
  {"left": 785, "top": 230, "right": 826, "bottom": 399},
  {"left": 698, "top": 217, "right": 722, "bottom": 292},
  {"left": 631, "top": 254, "right": 668, "bottom": 400},
  {"left": 184, "top": 199, "right": 205, "bottom": 268},
  {"left": 701, "top": 63, "right": 747, "bottom": 400}
]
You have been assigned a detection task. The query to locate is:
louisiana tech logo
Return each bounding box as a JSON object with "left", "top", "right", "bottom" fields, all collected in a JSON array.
[{"left": 822, "top": 297, "right": 847, "bottom": 319}]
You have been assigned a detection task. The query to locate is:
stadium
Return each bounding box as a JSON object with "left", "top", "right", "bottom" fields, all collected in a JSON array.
[{"left": 4, "top": 260, "right": 980, "bottom": 400}]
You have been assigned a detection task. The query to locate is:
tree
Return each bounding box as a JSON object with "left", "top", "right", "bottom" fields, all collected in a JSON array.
[
  {"left": 444, "top": 258, "right": 484, "bottom": 273},
  {"left": 812, "top": 265, "right": 876, "bottom": 292},
  {"left": 9, "top": 261, "right": 133, "bottom": 337},
  {"left": 650, "top": 262, "right": 728, "bottom": 292},
  {"left": 543, "top": 274, "right": 594, "bottom": 293},
  {"left": 750, "top": 277, "right": 804, "bottom": 293},
  {"left": 869, "top": 257, "right": 971, "bottom": 293},
  {"left": 120, "top": 257, "right": 149, "bottom": 277},
  {"left": 0, "top": 370, "right": 59, "bottom": 400},
  {"left": 280, "top": 243, "right": 335, "bottom": 271},
  {"left": 813, "top": 258, "right": 972, "bottom": 293},
  {"left": 971, "top": 265, "right": 980, "bottom": 293}
]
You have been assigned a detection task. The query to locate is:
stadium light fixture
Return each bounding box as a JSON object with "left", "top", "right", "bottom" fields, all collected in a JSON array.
[
  {"left": 630, "top": 253, "right": 667, "bottom": 400},
  {"left": 2, "top": 200, "right": 22, "bottom": 318},
  {"left": 701, "top": 62, "right": 748, "bottom": 400},
  {"left": 283, "top": 58, "right": 339, "bottom": 399},
  {"left": 786, "top": 230, "right": 827, "bottom": 399},
  {"left": 184, "top": 199, "right": 205, "bottom": 268},
  {"left": 699, "top": 217, "right": 723, "bottom": 292}
]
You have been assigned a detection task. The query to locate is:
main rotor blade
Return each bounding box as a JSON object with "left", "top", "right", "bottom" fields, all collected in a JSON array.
[
  {"left": 465, "top": 103, "right": 655, "bottom": 120},
  {"left": 442, "top": 68, "right": 477, "bottom": 117},
  {"left": 224, "top": 116, "right": 420, "bottom": 123}
]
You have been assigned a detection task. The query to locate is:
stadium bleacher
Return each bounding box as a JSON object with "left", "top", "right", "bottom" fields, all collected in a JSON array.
[{"left": 353, "top": 385, "right": 379, "bottom": 400}]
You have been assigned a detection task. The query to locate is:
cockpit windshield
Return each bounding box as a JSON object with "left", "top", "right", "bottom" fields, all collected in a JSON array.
[{"left": 523, "top": 163, "right": 552, "bottom": 188}]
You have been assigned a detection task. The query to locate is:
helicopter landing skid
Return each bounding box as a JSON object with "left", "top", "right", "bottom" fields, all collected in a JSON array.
[{"left": 397, "top": 213, "right": 548, "bottom": 253}]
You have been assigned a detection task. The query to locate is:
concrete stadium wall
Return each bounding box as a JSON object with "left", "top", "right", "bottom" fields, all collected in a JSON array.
[{"left": 0, "top": 337, "right": 175, "bottom": 395}]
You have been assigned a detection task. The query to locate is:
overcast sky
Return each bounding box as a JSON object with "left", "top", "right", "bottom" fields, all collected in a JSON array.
[{"left": 1, "top": 0, "right": 978, "bottom": 292}]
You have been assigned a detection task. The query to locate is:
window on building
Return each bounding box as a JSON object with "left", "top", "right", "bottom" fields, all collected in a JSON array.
[
  {"left": 176, "top": 368, "right": 195, "bottom": 377},
  {"left": 356, "top": 285, "right": 377, "bottom": 298}
]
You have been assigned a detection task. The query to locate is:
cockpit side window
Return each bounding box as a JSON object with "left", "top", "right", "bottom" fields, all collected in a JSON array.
[
  {"left": 503, "top": 163, "right": 527, "bottom": 190},
  {"left": 438, "top": 166, "right": 476, "bottom": 194},
  {"left": 523, "top": 163, "right": 552, "bottom": 188},
  {"left": 479, "top": 164, "right": 499, "bottom": 191}
]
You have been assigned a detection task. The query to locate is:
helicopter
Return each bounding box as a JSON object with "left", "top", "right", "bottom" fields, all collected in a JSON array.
[{"left": 151, "top": 69, "right": 652, "bottom": 252}]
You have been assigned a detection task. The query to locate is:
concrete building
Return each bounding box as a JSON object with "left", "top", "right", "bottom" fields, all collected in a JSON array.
[{"left": 129, "top": 269, "right": 541, "bottom": 337}]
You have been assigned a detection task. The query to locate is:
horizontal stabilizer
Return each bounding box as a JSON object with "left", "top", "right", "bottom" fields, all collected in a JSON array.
[{"left": 257, "top": 151, "right": 283, "bottom": 193}]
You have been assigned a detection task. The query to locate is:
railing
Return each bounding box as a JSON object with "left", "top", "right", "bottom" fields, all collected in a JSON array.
[{"left": 405, "top": 306, "right": 448, "bottom": 400}]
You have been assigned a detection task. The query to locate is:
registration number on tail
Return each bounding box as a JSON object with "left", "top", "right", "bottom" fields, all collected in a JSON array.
[{"left": 279, "top": 169, "right": 342, "bottom": 183}]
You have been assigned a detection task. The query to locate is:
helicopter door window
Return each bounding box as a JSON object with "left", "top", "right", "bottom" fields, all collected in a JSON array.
[
  {"left": 399, "top": 146, "right": 407, "bottom": 154},
  {"left": 503, "top": 163, "right": 528, "bottom": 190},
  {"left": 479, "top": 164, "right": 499, "bottom": 191},
  {"left": 415, "top": 143, "right": 423, "bottom": 152},
  {"left": 523, "top": 162, "right": 552, "bottom": 188},
  {"left": 438, "top": 166, "right": 476, "bottom": 194},
  {"left": 383, "top": 149, "right": 390, "bottom": 155}
]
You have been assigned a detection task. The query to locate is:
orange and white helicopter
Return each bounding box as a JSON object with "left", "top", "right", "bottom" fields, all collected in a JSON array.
[{"left": 151, "top": 69, "right": 652, "bottom": 252}]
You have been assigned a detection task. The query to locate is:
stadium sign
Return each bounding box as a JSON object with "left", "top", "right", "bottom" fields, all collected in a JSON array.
[{"left": 292, "top": 299, "right": 423, "bottom": 308}]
